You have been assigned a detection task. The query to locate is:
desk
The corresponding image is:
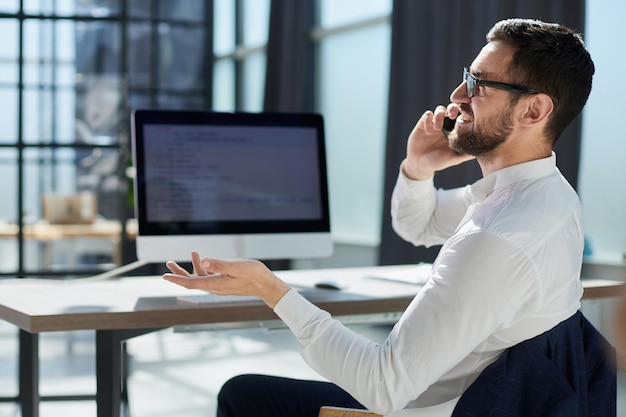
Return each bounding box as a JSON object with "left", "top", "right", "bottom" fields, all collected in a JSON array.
[
  {"left": 0, "top": 265, "right": 623, "bottom": 417},
  {"left": 0, "top": 220, "right": 137, "bottom": 240},
  {"left": 0, "top": 220, "right": 137, "bottom": 266}
]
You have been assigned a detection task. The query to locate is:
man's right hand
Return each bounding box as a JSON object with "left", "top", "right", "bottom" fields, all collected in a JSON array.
[{"left": 402, "top": 104, "right": 474, "bottom": 181}]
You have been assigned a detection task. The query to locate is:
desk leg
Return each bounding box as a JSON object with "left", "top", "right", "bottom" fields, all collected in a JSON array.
[
  {"left": 96, "top": 330, "right": 123, "bottom": 417},
  {"left": 96, "top": 328, "right": 160, "bottom": 417},
  {"left": 19, "top": 330, "right": 39, "bottom": 417}
]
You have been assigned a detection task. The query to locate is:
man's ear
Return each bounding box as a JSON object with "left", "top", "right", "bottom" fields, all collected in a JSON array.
[{"left": 520, "top": 93, "right": 553, "bottom": 126}]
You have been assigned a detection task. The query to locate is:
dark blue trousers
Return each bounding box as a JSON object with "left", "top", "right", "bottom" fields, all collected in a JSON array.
[{"left": 217, "top": 374, "right": 365, "bottom": 417}]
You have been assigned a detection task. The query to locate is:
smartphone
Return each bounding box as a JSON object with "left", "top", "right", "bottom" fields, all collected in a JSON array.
[{"left": 442, "top": 116, "right": 456, "bottom": 139}]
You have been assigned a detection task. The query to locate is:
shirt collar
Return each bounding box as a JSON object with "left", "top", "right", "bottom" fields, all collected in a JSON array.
[{"left": 469, "top": 152, "right": 557, "bottom": 203}]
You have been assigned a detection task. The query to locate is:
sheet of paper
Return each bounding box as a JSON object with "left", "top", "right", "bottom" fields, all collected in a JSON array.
[{"left": 365, "top": 263, "right": 432, "bottom": 285}]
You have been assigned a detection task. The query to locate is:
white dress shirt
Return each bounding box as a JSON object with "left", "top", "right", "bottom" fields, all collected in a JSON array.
[{"left": 273, "top": 153, "right": 584, "bottom": 416}]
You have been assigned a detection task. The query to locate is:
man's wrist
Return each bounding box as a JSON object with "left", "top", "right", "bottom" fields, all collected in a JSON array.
[
  {"left": 401, "top": 159, "right": 434, "bottom": 181},
  {"left": 263, "top": 278, "right": 291, "bottom": 309}
]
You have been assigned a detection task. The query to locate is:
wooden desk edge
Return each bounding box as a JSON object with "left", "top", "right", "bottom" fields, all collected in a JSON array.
[
  {"left": 0, "top": 305, "right": 33, "bottom": 332},
  {"left": 21, "top": 296, "right": 415, "bottom": 333},
  {"left": 581, "top": 279, "right": 625, "bottom": 300}
]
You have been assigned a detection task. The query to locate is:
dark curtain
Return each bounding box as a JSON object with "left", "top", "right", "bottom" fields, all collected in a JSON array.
[
  {"left": 263, "top": 0, "right": 315, "bottom": 112},
  {"left": 262, "top": 0, "right": 315, "bottom": 269},
  {"left": 379, "top": 0, "right": 586, "bottom": 265}
]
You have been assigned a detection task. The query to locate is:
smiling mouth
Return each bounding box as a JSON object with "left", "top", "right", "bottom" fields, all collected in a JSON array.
[
  {"left": 457, "top": 105, "right": 473, "bottom": 124},
  {"left": 457, "top": 114, "right": 474, "bottom": 124},
  {"left": 456, "top": 109, "right": 474, "bottom": 123}
]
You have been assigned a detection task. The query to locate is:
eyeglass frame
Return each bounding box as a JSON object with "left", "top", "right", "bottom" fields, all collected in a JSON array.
[{"left": 463, "top": 67, "right": 541, "bottom": 98}]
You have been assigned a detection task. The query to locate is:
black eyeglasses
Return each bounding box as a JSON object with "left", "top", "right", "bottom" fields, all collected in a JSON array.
[{"left": 463, "top": 67, "right": 541, "bottom": 98}]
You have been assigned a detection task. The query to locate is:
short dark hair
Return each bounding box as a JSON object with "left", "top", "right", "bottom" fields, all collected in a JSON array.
[{"left": 487, "top": 18, "right": 594, "bottom": 144}]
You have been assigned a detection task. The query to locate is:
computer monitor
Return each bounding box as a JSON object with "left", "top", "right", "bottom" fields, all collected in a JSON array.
[{"left": 130, "top": 109, "right": 333, "bottom": 262}]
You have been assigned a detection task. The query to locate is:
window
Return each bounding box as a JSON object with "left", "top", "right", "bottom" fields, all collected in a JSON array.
[
  {"left": 579, "top": 0, "right": 626, "bottom": 263},
  {"left": 0, "top": 1, "right": 214, "bottom": 277},
  {"left": 1, "top": 0, "right": 393, "bottom": 277},
  {"left": 315, "top": 0, "right": 392, "bottom": 247},
  {"left": 213, "top": 0, "right": 269, "bottom": 112}
]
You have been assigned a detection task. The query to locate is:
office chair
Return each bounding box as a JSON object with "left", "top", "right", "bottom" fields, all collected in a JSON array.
[
  {"left": 319, "top": 311, "right": 616, "bottom": 417},
  {"left": 318, "top": 406, "right": 381, "bottom": 417}
]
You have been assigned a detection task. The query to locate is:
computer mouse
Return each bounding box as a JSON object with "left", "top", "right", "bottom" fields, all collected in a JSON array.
[{"left": 314, "top": 279, "right": 347, "bottom": 290}]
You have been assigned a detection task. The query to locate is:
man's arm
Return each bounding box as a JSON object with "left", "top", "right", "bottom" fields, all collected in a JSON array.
[
  {"left": 275, "top": 232, "right": 540, "bottom": 414},
  {"left": 390, "top": 105, "right": 474, "bottom": 246},
  {"left": 391, "top": 166, "right": 469, "bottom": 247}
]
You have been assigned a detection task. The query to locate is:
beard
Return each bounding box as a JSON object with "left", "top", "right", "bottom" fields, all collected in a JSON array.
[{"left": 448, "top": 101, "right": 516, "bottom": 156}]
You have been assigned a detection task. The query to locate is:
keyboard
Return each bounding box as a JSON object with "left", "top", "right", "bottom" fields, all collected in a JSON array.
[{"left": 177, "top": 293, "right": 259, "bottom": 305}]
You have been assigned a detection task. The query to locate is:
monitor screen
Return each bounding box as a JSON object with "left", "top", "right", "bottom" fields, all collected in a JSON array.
[{"left": 131, "top": 110, "right": 333, "bottom": 262}]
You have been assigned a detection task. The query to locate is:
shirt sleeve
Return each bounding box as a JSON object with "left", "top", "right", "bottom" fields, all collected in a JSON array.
[
  {"left": 273, "top": 232, "right": 539, "bottom": 415},
  {"left": 391, "top": 168, "right": 470, "bottom": 247}
]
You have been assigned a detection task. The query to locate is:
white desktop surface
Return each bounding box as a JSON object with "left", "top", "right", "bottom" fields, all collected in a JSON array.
[
  {"left": 0, "top": 265, "right": 425, "bottom": 333},
  {"left": 0, "top": 263, "right": 621, "bottom": 334}
]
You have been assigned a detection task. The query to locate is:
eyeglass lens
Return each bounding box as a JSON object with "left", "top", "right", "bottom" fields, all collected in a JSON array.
[{"left": 463, "top": 68, "right": 475, "bottom": 97}]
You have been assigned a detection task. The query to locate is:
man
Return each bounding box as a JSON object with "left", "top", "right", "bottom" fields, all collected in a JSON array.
[{"left": 163, "top": 18, "right": 595, "bottom": 417}]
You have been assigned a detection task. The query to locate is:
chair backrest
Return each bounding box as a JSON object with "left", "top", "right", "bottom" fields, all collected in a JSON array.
[{"left": 452, "top": 311, "right": 616, "bottom": 417}]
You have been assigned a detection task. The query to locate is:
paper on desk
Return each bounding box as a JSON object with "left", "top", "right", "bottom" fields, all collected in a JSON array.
[{"left": 366, "top": 263, "right": 432, "bottom": 285}]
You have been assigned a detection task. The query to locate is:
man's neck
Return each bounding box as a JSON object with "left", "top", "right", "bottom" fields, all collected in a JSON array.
[{"left": 477, "top": 144, "right": 552, "bottom": 177}]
